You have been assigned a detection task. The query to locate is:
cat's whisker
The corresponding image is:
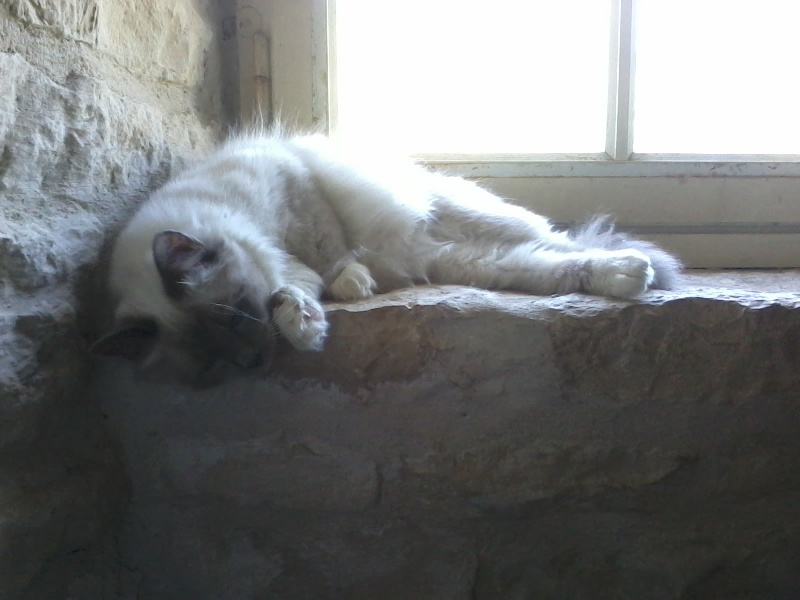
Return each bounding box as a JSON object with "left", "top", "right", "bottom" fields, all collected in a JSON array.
[{"left": 210, "top": 303, "right": 266, "bottom": 324}]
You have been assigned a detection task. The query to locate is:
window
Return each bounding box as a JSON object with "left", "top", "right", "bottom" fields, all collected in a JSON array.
[
  {"left": 334, "top": 0, "right": 800, "bottom": 160},
  {"left": 235, "top": 0, "right": 800, "bottom": 268},
  {"left": 633, "top": 0, "right": 800, "bottom": 155},
  {"left": 334, "top": 0, "right": 611, "bottom": 155}
]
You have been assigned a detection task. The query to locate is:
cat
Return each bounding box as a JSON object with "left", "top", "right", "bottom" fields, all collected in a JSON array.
[{"left": 92, "top": 130, "right": 681, "bottom": 386}]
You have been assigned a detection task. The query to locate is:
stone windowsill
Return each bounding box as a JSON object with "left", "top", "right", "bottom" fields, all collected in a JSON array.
[
  {"left": 273, "top": 269, "right": 800, "bottom": 394},
  {"left": 326, "top": 269, "right": 800, "bottom": 314}
]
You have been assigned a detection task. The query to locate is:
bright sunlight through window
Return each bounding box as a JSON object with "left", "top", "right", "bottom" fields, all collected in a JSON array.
[
  {"left": 334, "top": 0, "right": 800, "bottom": 157},
  {"left": 634, "top": 0, "right": 800, "bottom": 154},
  {"left": 334, "top": 0, "right": 611, "bottom": 155}
]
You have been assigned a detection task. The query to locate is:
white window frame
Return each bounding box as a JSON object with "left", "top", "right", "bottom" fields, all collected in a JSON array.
[{"left": 234, "top": 0, "right": 800, "bottom": 268}]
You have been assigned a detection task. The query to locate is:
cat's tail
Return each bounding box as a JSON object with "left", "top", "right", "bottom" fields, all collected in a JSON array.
[{"left": 568, "top": 215, "right": 683, "bottom": 290}]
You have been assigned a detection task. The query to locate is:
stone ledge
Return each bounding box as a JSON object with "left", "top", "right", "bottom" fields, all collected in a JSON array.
[
  {"left": 78, "top": 270, "right": 800, "bottom": 599},
  {"left": 276, "top": 270, "right": 800, "bottom": 398},
  {"left": 330, "top": 269, "right": 800, "bottom": 314}
]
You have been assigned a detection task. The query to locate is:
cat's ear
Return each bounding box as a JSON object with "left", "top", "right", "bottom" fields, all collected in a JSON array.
[
  {"left": 152, "top": 230, "right": 216, "bottom": 300},
  {"left": 90, "top": 321, "right": 158, "bottom": 362}
]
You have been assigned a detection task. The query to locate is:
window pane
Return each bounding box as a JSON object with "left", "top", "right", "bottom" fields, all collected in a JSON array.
[
  {"left": 633, "top": 0, "right": 800, "bottom": 154},
  {"left": 334, "top": 0, "right": 611, "bottom": 155}
]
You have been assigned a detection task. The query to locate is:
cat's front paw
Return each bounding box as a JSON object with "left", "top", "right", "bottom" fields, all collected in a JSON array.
[
  {"left": 588, "top": 250, "right": 654, "bottom": 299},
  {"left": 328, "top": 261, "right": 376, "bottom": 300},
  {"left": 269, "top": 288, "right": 328, "bottom": 350}
]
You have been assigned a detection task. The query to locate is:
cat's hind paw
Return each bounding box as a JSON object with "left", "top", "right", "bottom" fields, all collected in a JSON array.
[
  {"left": 328, "top": 262, "right": 376, "bottom": 300},
  {"left": 270, "top": 287, "right": 328, "bottom": 350},
  {"left": 587, "top": 249, "right": 654, "bottom": 299}
]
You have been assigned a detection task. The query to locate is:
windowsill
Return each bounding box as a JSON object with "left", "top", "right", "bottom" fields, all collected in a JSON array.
[
  {"left": 324, "top": 269, "right": 800, "bottom": 314},
  {"left": 424, "top": 156, "right": 800, "bottom": 178},
  {"left": 268, "top": 269, "right": 800, "bottom": 394}
]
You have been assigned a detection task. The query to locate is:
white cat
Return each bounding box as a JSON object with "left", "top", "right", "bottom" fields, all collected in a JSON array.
[{"left": 93, "top": 131, "right": 681, "bottom": 385}]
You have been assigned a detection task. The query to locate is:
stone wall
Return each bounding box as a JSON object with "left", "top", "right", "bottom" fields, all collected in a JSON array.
[
  {"left": 0, "top": 0, "right": 222, "bottom": 597},
  {"left": 88, "top": 274, "right": 800, "bottom": 598}
]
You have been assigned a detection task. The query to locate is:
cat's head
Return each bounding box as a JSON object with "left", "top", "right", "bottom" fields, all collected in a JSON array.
[{"left": 92, "top": 230, "right": 277, "bottom": 387}]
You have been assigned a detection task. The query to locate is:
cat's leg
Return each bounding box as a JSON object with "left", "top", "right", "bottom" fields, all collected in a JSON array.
[
  {"left": 283, "top": 196, "right": 376, "bottom": 300},
  {"left": 270, "top": 258, "right": 329, "bottom": 350},
  {"left": 429, "top": 182, "right": 572, "bottom": 249},
  {"left": 427, "top": 188, "right": 657, "bottom": 298},
  {"left": 430, "top": 243, "right": 654, "bottom": 299}
]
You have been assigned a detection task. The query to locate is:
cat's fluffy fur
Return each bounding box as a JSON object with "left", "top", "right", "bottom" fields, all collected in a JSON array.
[{"left": 94, "top": 131, "right": 681, "bottom": 385}]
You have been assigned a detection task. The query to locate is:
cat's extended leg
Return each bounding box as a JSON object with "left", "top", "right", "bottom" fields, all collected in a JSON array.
[
  {"left": 429, "top": 182, "right": 572, "bottom": 249},
  {"left": 430, "top": 243, "right": 654, "bottom": 299},
  {"left": 427, "top": 191, "right": 659, "bottom": 298},
  {"left": 270, "top": 257, "right": 329, "bottom": 350}
]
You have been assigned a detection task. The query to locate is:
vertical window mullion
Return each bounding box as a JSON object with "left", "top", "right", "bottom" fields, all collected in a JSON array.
[{"left": 606, "top": 0, "right": 635, "bottom": 160}]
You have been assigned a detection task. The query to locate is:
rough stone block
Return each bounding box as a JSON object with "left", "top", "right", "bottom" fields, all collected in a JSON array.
[
  {"left": 96, "top": 0, "right": 214, "bottom": 87},
  {"left": 164, "top": 435, "right": 380, "bottom": 510},
  {"left": 0, "top": 296, "right": 129, "bottom": 599},
  {"left": 85, "top": 272, "right": 800, "bottom": 598},
  {"left": 3, "top": 0, "right": 213, "bottom": 87},
  {"left": 0, "top": 51, "right": 215, "bottom": 295},
  {"left": 3, "top": 0, "right": 98, "bottom": 43},
  {"left": 0, "top": 1, "right": 220, "bottom": 596}
]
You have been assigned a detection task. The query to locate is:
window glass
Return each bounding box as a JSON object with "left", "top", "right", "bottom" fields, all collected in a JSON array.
[
  {"left": 334, "top": 0, "right": 611, "bottom": 154},
  {"left": 633, "top": 0, "right": 800, "bottom": 154}
]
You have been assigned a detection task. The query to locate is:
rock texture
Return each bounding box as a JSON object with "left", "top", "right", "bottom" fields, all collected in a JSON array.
[
  {"left": 0, "top": 1, "right": 221, "bottom": 597},
  {"left": 80, "top": 272, "right": 800, "bottom": 599}
]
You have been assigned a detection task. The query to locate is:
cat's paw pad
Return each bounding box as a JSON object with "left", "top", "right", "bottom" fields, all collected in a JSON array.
[
  {"left": 269, "top": 288, "right": 328, "bottom": 350},
  {"left": 589, "top": 250, "right": 654, "bottom": 299},
  {"left": 329, "top": 262, "right": 376, "bottom": 300}
]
